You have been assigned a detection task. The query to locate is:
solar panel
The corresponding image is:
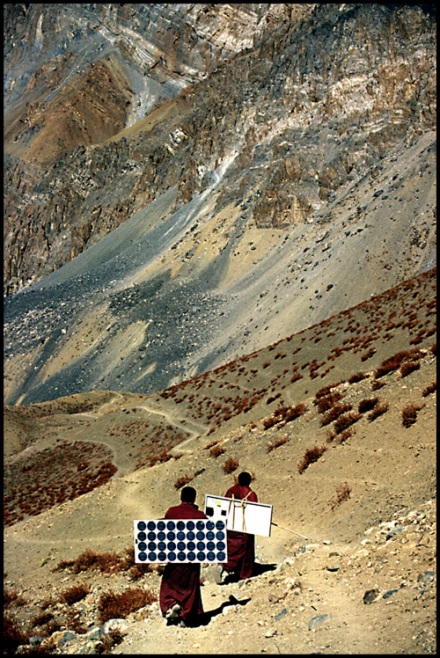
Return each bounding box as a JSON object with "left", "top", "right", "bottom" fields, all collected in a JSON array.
[{"left": 134, "top": 519, "right": 228, "bottom": 563}]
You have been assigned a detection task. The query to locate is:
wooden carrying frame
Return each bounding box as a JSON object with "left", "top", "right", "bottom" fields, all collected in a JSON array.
[{"left": 204, "top": 494, "right": 272, "bottom": 537}]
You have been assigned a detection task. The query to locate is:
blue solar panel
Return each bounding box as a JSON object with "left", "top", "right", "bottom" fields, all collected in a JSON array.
[{"left": 134, "top": 519, "right": 227, "bottom": 563}]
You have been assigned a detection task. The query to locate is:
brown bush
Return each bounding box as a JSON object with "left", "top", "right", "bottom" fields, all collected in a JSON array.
[
  {"left": 129, "top": 563, "right": 150, "bottom": 581},
  {"left": 400, "top": 361, "right": 420, "bottom": 378},
  {"left": 333, "top": 428, "right": 354, "bottom": 444},
  {"left": 148, "top": 450, "right": 172, "bottom": 466},
  {"left": 333, "top": 412, "right": 361, "bottom": 435},
  {"left": 316, "top": 391, "right": 344, "bottom": 413},
  {"left": 282, "top": 402, "right": 307, "bottom": 423},
  {"left": 174, "top": 474, "right": 194, "bottom": 489},
  {"left": 53, "top": 547, "right": 133, "bottom": 575},
  {"left": 223, "top": 457, "right": 239, "bottom": 474},
  {"left": 348, "top": 371, "right": 367, "bottom": 384},
  {"left": 210, "top": 443, "right": 225, "bottom": 458},
  {"left": 367, "top": 402, "right": 389, "bottom": 421},
  {"left": 297, "top": 445, "right": 327, "bottom": 474},
  {"left": 374, "top": 349, "right": 425, "bottom": 379},
  {"left": 98, "top": 587, "right": 156, "bottom": 625},
  {"left": 329, "top": 482, "right": 351, "bottom": 510},
  {"left": 320, "top": 403, "right": 352, "bottom": 427},
  {"left": 3, "top": 614, "right": 30, "bottom": 654},
  {"left": 402, "top": 403, "right": 423, "bottom": 428},
  {"left": 267, "top": 436, "right": 289, "bottom": 453},
  {"left": 422, "top": 382, "right": 436, "bottom": 397},
  {"left": 4, "top": 589, "right": 27, "bottom": 608},
  {"left": 31, "top": 611, "right": 54, "bottom": 627},
  {"left": 314, "top": 385, "right": 335, "bottom": 400},
  {"left": 60, "top": 584, "right": 91, "bottom": 605},
  {"left": 361, "top": 348, "right": 376, "bottom": 361},
  {"left": 358, "top": 397, "right": 379, "bottom": 413}
]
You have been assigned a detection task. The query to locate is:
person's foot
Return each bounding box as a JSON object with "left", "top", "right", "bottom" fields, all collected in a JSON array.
[{"left": 165, "top": 603, "right": 181, "bottom": 620}]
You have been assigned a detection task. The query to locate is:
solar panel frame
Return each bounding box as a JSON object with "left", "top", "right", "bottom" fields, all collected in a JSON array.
[{"left": 134, "top": 518, "right": 228, "bottom": 564}]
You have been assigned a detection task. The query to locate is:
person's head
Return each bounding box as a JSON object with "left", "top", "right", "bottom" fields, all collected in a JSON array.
[
  {"left": 180, "top": 486, "right": 197, "bottom": 504},
  {"left": 238, "top": 471, "right": 252, "bottom": 487}
]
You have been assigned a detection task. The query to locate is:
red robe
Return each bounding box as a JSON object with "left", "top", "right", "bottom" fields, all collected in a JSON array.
[
  {"left": 223, "top": 484, "right": 258, "bottom": 579},
  {"left": 159, "top": 501, "right": 207, "bottom": 625}
]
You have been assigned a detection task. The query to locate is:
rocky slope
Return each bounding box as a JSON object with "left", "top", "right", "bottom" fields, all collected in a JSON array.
[{"left": 3, "top": 3, "right": 437, "bottom": 406}]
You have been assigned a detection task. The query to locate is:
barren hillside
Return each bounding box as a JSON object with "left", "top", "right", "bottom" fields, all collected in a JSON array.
[{"left": 4, "top": 267, "right": 436, "bottom": 654}]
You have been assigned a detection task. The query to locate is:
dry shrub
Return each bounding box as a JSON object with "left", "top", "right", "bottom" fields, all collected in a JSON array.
[
  {"left": 348, "top": 371, "right": 367, "bottom": 384},
  {"left": 223, "top": 457, "right": 239, "bottom": 474},
  {"left": 338, "top": 427, "right": 354, "bottom": 443},
  {"left": 53, "top": 547, "right": 133, "bottom": 575},
  {"left": 282, "top": 402, "right": 307, "bottom": 423},
  {"left": 129, "top": 563, "right": 150, "bottom": 581},
  {"left": 263, "top": 415, "right": 278, "bottom": 430},
  {"left": 316, "top": 391, "right": 344, "bottom": 413},
  {"left": 358, "top": 397, "right": 379, "bottom": 413},
  {"left": 371, "top": 379, "right": 385, "bottom": 390},
  {"left": 400, "top": 361, "right": 420, "bottom": 377},
  {"left": 314, "top": 384, "right": 335, "bottom": 400},
  {"left": 374, "top": 349, "right": 424, "bottom": 379},
  {"left": 148, "top": 450, "right": 172, "bottom": 466},
  {"left": 3, "top": 614, "right": 30, "bottom": 655},
  {"left": 361, "top": 348, "right": 376, "bottom": 361},
  {"left": 98, "top": 587, "right": 156, "bottom": 625},
  {"left": 4, "top": 589, "right": 26, "bottom": 608},
  {"left": 297, "top": 444, "right": 326, "bottom": 474},
  {"left": 329, "top": 482, "right": 351, "bottom": 510},
  {"left": 367, "top": 402, "right": 389, "bottom": 421},
  {"left": 334, "top": 412, "right": 361, "bottom": 435},
  {"left": 31, "top": 611, "right": 54, "bottom": 627},
  {"left": 402, "top": 403, "right": 423, "bottom": 428},
  {"left": 60, "top": 584, "right": 91, "bottom": 605},
  {"left": 174, "top": 474, "right": 194, "bottom": 489},
  {"left": 320, "top": 403, "right": 352, "bottom": 427},
  {"left": 61, "top": 549, "right": 118, "bottom": 574},
  {"left": 267, "top": 436, "right": 289, "bottom": 453},
  {"left": 422, "top": 382, "right": 436, "bottom": 397},
  {"left": 332, "top": 428, "right": 354, "bottom": 444},
  {"left": 210, "top": 443, "right": 225, "bottom": 458}
]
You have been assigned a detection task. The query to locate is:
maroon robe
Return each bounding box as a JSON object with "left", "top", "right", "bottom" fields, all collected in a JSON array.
[
  {"left": 223, "top": 483, "right": 258, "bottom": 579},
  {"left": 159, "top": 501, "right": 207, "bottom": 625}
]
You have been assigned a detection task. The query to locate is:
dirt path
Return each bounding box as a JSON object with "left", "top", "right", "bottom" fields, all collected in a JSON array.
[{"left": 133, "top": 403, "right": 210, "bottom": 454}]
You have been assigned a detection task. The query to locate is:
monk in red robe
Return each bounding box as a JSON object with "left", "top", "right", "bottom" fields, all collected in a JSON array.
[
  {"left": 221, "top": 471, "right": 258, "bottom": 581},
  {"left": 159, "top": 486, "right": 207, "bottom": 627}
]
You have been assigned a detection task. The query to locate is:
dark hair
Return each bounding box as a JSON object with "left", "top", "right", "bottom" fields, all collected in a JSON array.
[
  {"left": 181, "top": 486, "right": 197, "bottom": 503},
  {"left": 238, "top": 471, "right": 252, "bottom": 487}
]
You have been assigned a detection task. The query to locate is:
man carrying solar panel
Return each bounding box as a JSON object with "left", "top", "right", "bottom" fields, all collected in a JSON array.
[
  {"left": 159, "top": 486, "right": 207, "bottom": 627},
  {"left": 216, "top": 471, "right": 258, "bottom": 583}
]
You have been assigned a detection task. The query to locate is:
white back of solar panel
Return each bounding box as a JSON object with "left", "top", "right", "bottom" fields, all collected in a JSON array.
[{"left": 204, "top": 494, "right": 272, "bottom": 537}]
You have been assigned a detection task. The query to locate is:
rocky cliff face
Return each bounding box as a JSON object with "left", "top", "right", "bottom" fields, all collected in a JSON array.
[{"left": 3, "top": 3, "right": 436, "bottom": 405}]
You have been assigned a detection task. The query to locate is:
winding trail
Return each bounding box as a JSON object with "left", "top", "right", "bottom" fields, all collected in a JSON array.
[{"left": 133, "top": 403, "right": 210, "bottom": 454}]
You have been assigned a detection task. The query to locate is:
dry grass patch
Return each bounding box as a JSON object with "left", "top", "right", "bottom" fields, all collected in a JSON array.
[
  {"left": 297, "top": 444, "right": 327, "bottom": 474},
  {"left": 267, "top": 435, "right": 289, "bottom": 453},
  {"left": 329, "top": 482, "right": 351, "bottom": 510}
]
